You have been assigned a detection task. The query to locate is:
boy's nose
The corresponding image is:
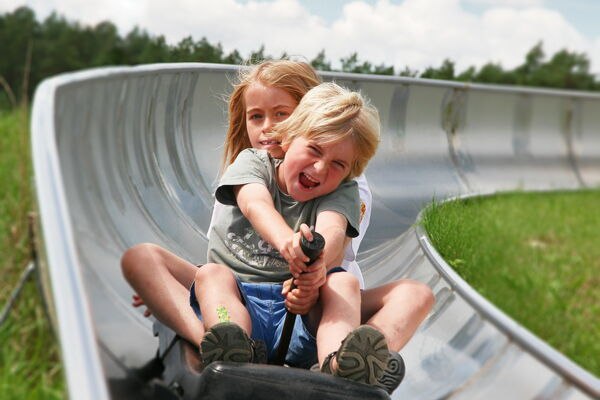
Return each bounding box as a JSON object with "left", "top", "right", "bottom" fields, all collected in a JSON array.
[{"left": 314, "top": 160, "right": 327, "bottom": 174}]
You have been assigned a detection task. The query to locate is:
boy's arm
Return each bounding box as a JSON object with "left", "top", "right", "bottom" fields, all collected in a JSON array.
[
  {"left": 234, "top": 183, "right": 311, "bottom": 275},
  {"left": 289, "top": 210, "right": 352, "bottom": 304},
  {"left": 314, "top": 210, "right": 349, "bottom": 269}
]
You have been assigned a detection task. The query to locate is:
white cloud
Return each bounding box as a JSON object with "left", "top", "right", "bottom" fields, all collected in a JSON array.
[
  {"left": 1, "top": 0, "right": 599, "bottom": 75},
  {"left": 462, "top": 0, "right": 544, "bottom": 7},
  {"left": 478, "top": 7, "right": 586, "bottom": 68}
]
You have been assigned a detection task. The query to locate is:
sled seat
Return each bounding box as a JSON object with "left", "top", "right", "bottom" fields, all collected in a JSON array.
[{"left": 153, "top": 321, "right": 390, "bottom": 400}]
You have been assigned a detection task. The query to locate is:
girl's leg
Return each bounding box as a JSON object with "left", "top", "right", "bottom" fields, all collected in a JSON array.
[
  {"left": 193, "top": 263, "right": 252, "bottom": 334},
  {"left": 360, "top": 279, "right": 434, "bottom": 351},
  {"left": 121, "top": 243, "right": 204, "bottom": 346},
  {"left": 315, "top": 272, "right": 361, "bottom": 365}
]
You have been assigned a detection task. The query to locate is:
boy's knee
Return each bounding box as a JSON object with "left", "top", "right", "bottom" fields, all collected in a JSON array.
[
  {"left": 325, "top": 271, "right": 360, "bottom": 292},
  {"left": 194, "top": 263, "right": 234, "bottom": 285}
]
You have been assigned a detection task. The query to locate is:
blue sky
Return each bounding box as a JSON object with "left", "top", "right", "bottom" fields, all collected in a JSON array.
[
  {"left": 2, "top": 0, "right": 600, "bottom": 75},
  {"left": 298, "top": 0, "right": 600, "bottom": 38}
]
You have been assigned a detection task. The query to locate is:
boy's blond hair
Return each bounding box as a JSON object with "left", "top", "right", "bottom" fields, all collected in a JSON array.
[
  {"left": 223, "top": 59, "right": 321, "bottom": 170},
  {"left": 270, "top": 82, "right": 380, "bottom": 179}
]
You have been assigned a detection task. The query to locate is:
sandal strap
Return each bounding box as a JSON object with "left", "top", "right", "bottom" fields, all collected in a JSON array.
[{"left": 320, "top": 351, "right": 337, "bottom": 374}]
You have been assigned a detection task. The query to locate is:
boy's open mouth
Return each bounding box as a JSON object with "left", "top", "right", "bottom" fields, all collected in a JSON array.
[{"left": 299, "top": 172, "right": 319, "bottom": 189}]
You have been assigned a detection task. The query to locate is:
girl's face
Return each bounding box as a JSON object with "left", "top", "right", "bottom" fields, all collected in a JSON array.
[
  {"left": 244, "top": 82, "right": 297, "bottom": 158},
  {"left": 277, "top": 136, "right": 355, "bottom": 202}
]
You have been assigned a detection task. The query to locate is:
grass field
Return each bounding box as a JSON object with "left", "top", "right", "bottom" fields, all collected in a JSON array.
[
  {"left": 0, "top": 108, "right": 65, "bottom": 399},
  {"left": 421, "top": 190, "right": 600, "bottom": 377}
]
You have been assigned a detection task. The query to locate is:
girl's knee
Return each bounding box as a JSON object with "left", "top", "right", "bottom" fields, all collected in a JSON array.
[
  {"left": 121, "top": 243, "right": 159, "bottom": 277},
  {"left": 404, "top": 280, "right": 434, "bottom": 313}
]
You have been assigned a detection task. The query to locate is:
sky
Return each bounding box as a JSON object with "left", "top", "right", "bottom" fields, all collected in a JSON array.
[{"left": 2, "top": 0, "right": 600, "bottom": 75}]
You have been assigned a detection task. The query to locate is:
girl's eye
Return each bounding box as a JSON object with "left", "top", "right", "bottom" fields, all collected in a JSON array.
[
  {"left": 275, "top": 111, "right": 289, "bottom": 118},
  {"left": 249, "top": 113, "right": 263, "bottom": 121}
]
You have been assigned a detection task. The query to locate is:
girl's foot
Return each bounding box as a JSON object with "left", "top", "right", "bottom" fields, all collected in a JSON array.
[{"left": 321, "top": 325, "right": 389, "bottom": 385}]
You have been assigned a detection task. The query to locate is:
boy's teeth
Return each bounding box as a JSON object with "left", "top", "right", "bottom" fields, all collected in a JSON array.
[{"left": 300, "top": 173, "right": 319, "bottom": 188}]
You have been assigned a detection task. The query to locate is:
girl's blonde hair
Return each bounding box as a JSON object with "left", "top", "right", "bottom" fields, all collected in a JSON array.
[
  {"left": 270, "top": 82, "right": 380, "bottom": 179},
  {"left": 223, "top": 59, "right": 321, "bottom": 170}
]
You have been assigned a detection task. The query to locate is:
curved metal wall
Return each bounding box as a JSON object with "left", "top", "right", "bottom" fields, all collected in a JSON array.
[{"left": 31, "top": 64, "right": 600, "bottom": 399}]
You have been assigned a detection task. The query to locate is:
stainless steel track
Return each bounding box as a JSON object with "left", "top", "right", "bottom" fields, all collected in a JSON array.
[{"left": 31, "top": 64, "right": 600, "bottom": 399}]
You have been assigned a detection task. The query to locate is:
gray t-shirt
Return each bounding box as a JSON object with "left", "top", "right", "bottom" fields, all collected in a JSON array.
[{"left": 208, "top": 148, "right": 360, "bottom": 283}]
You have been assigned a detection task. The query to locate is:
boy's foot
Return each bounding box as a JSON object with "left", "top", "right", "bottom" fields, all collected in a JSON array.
[
  {"left": 321, "top": 325, "right": 389, "bottom": 385},
  {"left": 200, "top": 322, "right": 254, "bottom": 365},
  {"left": 375, "top": 351, "right": 405, "bottom": 394},
  {"left": 252, "top": 339, "right": 268, "bottom": 364}
]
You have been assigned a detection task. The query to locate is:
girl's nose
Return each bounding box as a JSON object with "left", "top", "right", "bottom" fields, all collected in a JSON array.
[{"left": 262, "top": 117, "right": 274, "bottom": 132}]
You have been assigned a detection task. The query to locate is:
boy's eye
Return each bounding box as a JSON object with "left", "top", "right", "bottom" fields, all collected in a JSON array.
[
  {"left": 333, "top": 161, "right": 347, "bottom": 170},
  {"left": 308, "top": 145, "right": 321, "bottom": 155}
]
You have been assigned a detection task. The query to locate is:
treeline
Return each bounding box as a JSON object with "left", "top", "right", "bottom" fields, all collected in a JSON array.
[{"left": 1, "top": 6, "right": 599, "bottom": 108}]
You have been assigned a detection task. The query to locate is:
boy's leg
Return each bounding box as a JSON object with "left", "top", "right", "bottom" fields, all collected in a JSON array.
[
  {"left": 121, "top": 243, "right": 204, "bottom": 346},
  {"left": 316, "top": 271, "right": 389, "bottom": 385},
  {"left": 194, "top": 263, "right": 255, "bottom": 364},
  {"left": 194, "top": 263, "right": 252, "bottom": 332},
  {"left": 315, "top": 272, "right": 361, "bottom": 364},
  {"left": 360, "top": 279, "right": 434, "bottom": 351}
]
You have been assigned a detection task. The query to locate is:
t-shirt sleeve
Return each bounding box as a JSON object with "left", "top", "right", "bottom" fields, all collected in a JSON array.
[
  {"left": 316, "top": 179, "right": 361, "bottom": 238},
  {"left": 215, "top": 149, "right": 272, "bottom": 205},
  {"left": 343, "top": 173, "right": 372, "bottom": 262}
]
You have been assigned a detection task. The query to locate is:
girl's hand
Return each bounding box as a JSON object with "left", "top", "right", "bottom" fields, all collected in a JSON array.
[{"left": 132, "top": 294, "right": 152, "bottom": 317}]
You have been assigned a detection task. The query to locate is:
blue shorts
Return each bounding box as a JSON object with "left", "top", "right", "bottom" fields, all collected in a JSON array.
[{"left": 189, "top": 267, "right": 346, "bottom": 368}]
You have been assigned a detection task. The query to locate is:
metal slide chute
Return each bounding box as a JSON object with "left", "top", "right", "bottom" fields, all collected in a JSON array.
[{"left": 31, "top": 64, "right": 600, "bottom": 399}]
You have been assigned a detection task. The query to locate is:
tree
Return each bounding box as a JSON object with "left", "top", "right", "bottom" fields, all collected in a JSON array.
[
  {"left": 339, "top": 52, "right": 394, "bottom": 75},
  {"left": 514, "top": 41, "right": 544, "bottom": 85},
  {"left": 247, "top": 45, "right": 271, "bottom": 64},
  {"left": 123, "top": 27, "right": 169, "bottom": 65},
  {"left": 0, "top": 6, "right": 38, "bottom": 105},
  {"left": 420, "top": 59, "right": 455, "bottom": 80},
  {"left": 398, "top": 66, "right": 419, "bottom": 78},
  {"left": 222, "top": 49, "right": 243, "bottom": 65},
  {"left": 341, "top": 52, "right": 372, "bottom": 74},
  {"left": 2, "top": 6, "right": 600, "bottom": 110},
  {"left": 310, "top": 50, "right": 332, "bottom": 71}
]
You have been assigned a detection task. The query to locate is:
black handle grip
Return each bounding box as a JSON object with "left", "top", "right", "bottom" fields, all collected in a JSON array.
[
  {"left": 300, "top": 231, "right": 325, "bottom": 265},
  {"left": 273, "top": 230, "right": 325, "bottom": 365}
]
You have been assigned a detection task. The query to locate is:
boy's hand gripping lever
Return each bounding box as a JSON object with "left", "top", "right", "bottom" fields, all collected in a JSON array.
[{"left": 273, "top": 230, "right": 325, "bottom": 365}]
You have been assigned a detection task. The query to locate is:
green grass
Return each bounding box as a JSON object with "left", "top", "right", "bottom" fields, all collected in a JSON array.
[
  {"left": 422, "top": 190, "right": 600, "bottom": 377},
  {"left": 0, "top": 108, "right": 66, "bottom": 399}
]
